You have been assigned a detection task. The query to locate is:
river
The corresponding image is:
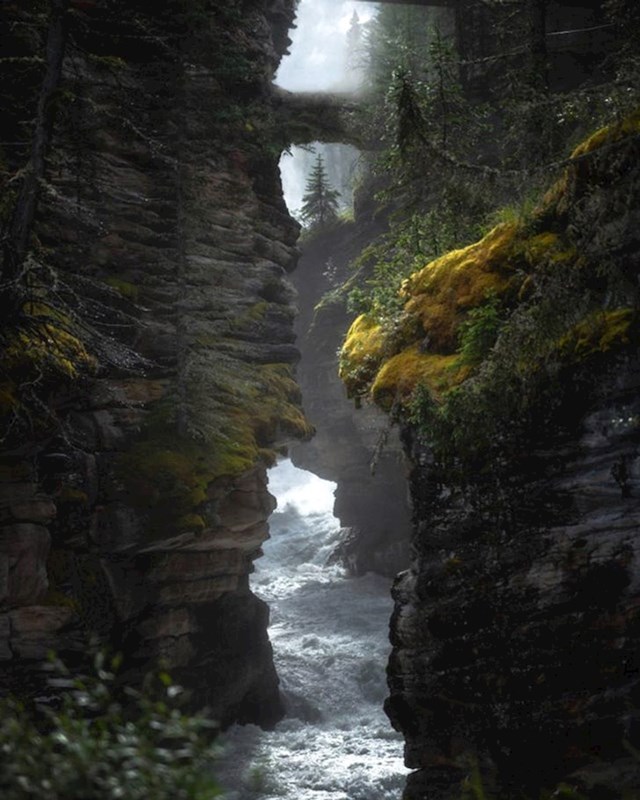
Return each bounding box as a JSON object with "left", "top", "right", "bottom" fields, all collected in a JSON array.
[{"left": 217, "top": 459, "right": 407, "bottom": 800}]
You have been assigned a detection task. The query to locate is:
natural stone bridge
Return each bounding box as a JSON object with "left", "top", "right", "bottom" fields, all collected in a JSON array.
[{"left": 272, "top": 86, "right": 363, "bottom": 147}]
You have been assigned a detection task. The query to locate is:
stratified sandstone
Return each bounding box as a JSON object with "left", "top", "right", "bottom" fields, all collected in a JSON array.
[{"left": 0, "top": 0, "right": 303, "bottom": 727}]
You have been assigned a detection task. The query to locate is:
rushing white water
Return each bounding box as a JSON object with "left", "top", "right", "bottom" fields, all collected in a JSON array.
[{"left": 217, "top": 459, "right": 408, "bottom": 800}]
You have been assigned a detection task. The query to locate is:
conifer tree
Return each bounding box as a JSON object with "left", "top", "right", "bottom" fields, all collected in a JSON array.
[
  {"left": 345, "top": 10, "right": 365, "bottom": 86},
  {"left": 300, "top": 154, "right": 340, "bottom": 228}
]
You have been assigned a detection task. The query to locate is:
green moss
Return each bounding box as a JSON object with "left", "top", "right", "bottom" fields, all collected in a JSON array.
[
  {"left": 340, "top": 113, "right": 640, "bottom": 415},
  {"left": 371, "top": 348, "right": 468, "bottom": 409},
  {"left": 570, "top": 108, "right": 640, "bottom": 159},
  {"left": 56, "top": 486, "right": 89, "bottom": 505},
  {"left": 4, "top": 302, "right": 97, "bottom": 380},
  {"left": 545, "top": 108, "right": 640, "bottom": 215},
  {"left": 121, "top": 441, "right": 215, "bottom": 510},
  {"left": 339, "top": 314, "right": 386, "bottom": 398},
  {"left": 119, "top": 360, "right": 312, "bottom": 540},
  {"left": 402, "top": 222, "right": 521, "bottom": 353},
  {"left": 0, "top": 300, "right": 97, "bottom": 435},
  {"left": 41, "top": 589, "right": 80, "bottom": 612},
  {"left": 557, "top": 309, "right": 633, "bottom": 359},
  {"left": 104, "top": 277, "right": 139, "bottom": 301},
  {"left": 0, "top": 382, "right": 18, "bottom": 416},
  {"left": 236, "top": 300, "right": 268, "bottom": 325},
  {"left": 178, "top": 514, "right": 206, "bottom": 532}
]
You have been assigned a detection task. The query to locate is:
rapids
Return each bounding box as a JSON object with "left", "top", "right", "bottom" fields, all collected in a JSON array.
[{"left": 217, "top": 459, "right": 407, "bottom": 799}]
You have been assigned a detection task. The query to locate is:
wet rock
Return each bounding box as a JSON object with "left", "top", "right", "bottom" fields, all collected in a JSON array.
[
  {"left": 290, "top": 222, "right": 412, "bottom": 577},
  {"left": 0, "top": 0, "right": 299, "bottom": 729},
  {"left": 0, "top": 525, "right": 50, "bottom": 608},
  {"left": 9, "top": 606, "right": 77, "bottom": 660},
  {"left": 388, "top": 364, "right": 640, "bottom": 798}
]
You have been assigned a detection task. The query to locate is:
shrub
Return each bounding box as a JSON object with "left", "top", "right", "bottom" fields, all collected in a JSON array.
[{"left": 0, "top": 653, "right": 220, "bottom": 800}]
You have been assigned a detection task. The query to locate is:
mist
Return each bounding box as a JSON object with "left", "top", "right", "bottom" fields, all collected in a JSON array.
[
  {"left": 275, "top": 0, "right": 377, "bottom": 94},
  {"left": 276, "top": 0, "right": 377, "bottom": 221}
]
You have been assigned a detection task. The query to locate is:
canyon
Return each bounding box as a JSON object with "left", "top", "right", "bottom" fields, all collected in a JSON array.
[{"left": 1, "top": 1, "right": 640, "bottom": 799}]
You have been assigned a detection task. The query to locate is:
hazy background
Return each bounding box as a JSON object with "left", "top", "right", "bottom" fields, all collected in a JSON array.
[
  {"left": 276, "top": 0, "right": 377, "bottom": 93},
  {"left": 276, "top": 0, "right": 378, "bottom": 219}
]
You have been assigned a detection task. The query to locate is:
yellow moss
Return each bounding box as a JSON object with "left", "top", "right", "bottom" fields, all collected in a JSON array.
[
  {"left": 341, "top": 314, "right": 385, "bottom": 361},
  {"left": 4, "top": 301, "right": 96, "bottom": 381},
  {"left": 0, "top": 382, "right": 18, "bottom": 415},
  {"left": 246, "top": 300, "right": 269, "bottom": 321},
  {"left": 570, "top": 108, "right": 640, "bottom": 159},
  {"left": 402, "top": 223, "right": 521, "bottom": 352},
  {"left": 229, "top": 301, "right": 270, "bottom": 332},
  {"left": 338, "top": 223, "right": 540, "bottom": 405},
  {"left": 339, "top": 111, "right": 638, "bottom": 414},
  {"left": 371, "top": 348, "right": 468, "bottom": 409},
  {"left": 56, "top": 486, "right": 89, "bottom": 504},
  {"left": 120, "top": 440, "right": 218, "bottom": 538},
  {"left": 557, "top": 309, "right": 633, "bottom": 359},
  {"left": 338, "top": 314, "right": 386, "bottom": 396},
  {"left": 222, "top": 362, "right": 312, "bottom": 465},
  {"left": 41, "top": 589, "right": 80, "bottom": 612},
  {"left": 544, "top": 108, "right": 640, "bottom": 213},
  {"left": 118, "top": 361, "right": 312, "bottom": 540},
  {"left": 178, "top": 514, "right": 206, "bottom": 532}
]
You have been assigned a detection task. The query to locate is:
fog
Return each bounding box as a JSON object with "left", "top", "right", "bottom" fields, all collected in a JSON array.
[
  {"left": 276, "top": 0, "right": 378, "bottom": 220},
  {"left": 275, "top": 0, "right": 377, "bottom": 94}
]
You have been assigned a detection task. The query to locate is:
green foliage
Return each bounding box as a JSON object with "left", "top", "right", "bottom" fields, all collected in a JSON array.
[
  {"left": 353, "top": 0, "right": 640, "bottom": 259},
  {"left": 346, "top": 196, "right": 490, "bottom": 326},
  {"left": 458, "top": 294, "right": 503, "bottom": 365},
  {"left": 346, "top": 114, "right": 640, "bottom": 520},
  {"left": 300, "top": 154, "right": 341, "bottom": 229},
  {"left": 0, "top": 653, "right": 220, "bottom": 800}
]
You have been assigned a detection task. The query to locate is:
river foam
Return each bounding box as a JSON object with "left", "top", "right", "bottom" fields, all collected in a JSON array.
[{"left": 217, "top": 459, "right": 407, "bottom": 799}]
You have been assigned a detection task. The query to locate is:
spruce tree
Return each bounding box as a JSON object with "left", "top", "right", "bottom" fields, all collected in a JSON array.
[{"left": 300, "top": 154, "right": 340, "bottom": 228}]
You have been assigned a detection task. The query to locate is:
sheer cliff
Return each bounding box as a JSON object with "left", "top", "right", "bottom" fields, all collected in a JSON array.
[
  {"left": 0, "top": 0, "right": 305, "bottom": 726},
  {"left": 340, "top": 114, "right": 640, "bottom": 797},
  {"left": 290, "top": 212, "right": 412, "bottom": 578}
]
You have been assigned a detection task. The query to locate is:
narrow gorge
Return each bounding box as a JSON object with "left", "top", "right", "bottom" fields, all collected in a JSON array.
[{"left": 1, "top": 1, "right": 639, "bottom": 799}]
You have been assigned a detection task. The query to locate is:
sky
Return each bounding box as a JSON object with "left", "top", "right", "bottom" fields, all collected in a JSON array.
[
  {"left": 276, "top": 0, "right": 377, "bottom": 217},
  {"left": 276, "top": 0, "right": 378, "bottom": 93}
]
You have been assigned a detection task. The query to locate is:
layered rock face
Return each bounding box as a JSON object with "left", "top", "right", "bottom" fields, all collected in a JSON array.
[
  {"left": 291, "top": 218, "right": 411, "bottom": 577},
  {"left": 0, "top": 0, "right": 303, "bottom": 726},
  {"left": 390, "top": 377, "right": 640, "bottom": 798},
  {"left": 360, "top": 122, "right": 640, "bottom": 796}
]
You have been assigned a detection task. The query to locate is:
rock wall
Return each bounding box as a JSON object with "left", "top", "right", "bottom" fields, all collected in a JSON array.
[
  {"left": 390, "top": 360, "right": 640, "bottom": 798},
  {"left": 0, "top": 0, "right": 304, "bottom": 727},
  {"left": 290, "top": 214, "right": 412, "bottom": 578},
  {"left": 339, "top": 115, "right": 640, "bottom": 796}
]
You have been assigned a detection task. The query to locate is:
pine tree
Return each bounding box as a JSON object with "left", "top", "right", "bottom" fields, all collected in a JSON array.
[
  {"left": 345, "top": 11, "right": 365, "bottom": 86},
  {"left": 300, "top": 154, "right": 340, "bottom": 228}
]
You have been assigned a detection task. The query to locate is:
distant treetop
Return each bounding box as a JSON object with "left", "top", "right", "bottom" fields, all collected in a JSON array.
[{"left": 300, "top": 154, "right": 341, "bottom": 229}]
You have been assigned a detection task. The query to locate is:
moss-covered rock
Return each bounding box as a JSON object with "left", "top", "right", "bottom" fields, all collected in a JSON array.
[{"left": 340, "top": 111, "right": 640, "bottom": 412}]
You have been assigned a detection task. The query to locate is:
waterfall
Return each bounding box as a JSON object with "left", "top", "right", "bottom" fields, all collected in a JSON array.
[{"left": 217, "top": 460, "right": 408, "bottom": 799}]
